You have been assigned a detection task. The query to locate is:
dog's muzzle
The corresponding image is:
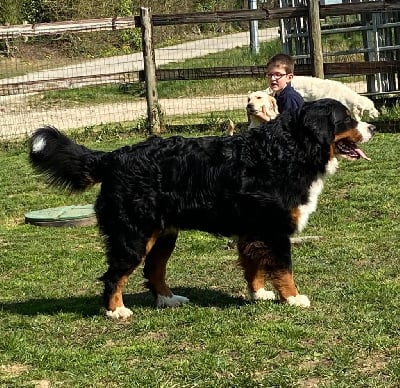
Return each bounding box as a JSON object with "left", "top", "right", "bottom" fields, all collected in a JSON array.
[{"left": 246, "top": 104, "right": 258, "bottom": 114}]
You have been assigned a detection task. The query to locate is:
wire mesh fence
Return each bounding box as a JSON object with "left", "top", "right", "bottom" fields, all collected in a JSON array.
[
  {"left": 0, "top": 3, "right": 399, "bottom": 141},
  {"left": 0, "top": 21, "right": 281, "bottom": 140}
]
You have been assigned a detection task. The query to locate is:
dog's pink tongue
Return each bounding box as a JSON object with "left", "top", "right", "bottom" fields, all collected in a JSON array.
[{"left": 355, "top": 147, "right": 371, "bottom": 161}]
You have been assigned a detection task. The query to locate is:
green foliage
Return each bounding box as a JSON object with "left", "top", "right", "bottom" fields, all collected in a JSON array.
[
  {"left": 21, "top": 0, "right": 54, "bottom": 23},
  {"left": 120, "top": 29, "right": 142, "bottom": 52},
  {"left": 2, "top": 0, "right": 243, "bottom": 24},
  {"left": 378, "top": 101, "right": 400, "bottom": 119},
  {"left": 0, "top": 0, "right": 24, "bottom": 24},
  {"left": 0, "top": 0, "right": 244, "bottom": 57}
]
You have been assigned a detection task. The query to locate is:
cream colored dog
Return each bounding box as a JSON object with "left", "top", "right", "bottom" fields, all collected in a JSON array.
[
  {"left": 290, "top": 76, "right": 380, "bottom": 121},
  {"left": 226, "top": 91, "right": 279, "bottom": 135},
  {"left": 246, "top": 90, "right": 279, "bottom": 129}
]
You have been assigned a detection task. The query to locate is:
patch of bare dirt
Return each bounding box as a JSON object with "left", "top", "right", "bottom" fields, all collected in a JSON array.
[{"left": 0, "top": 363, "right": 30, "bottom": 378}]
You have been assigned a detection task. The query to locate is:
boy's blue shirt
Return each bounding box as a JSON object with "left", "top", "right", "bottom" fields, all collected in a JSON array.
[{"left": 275, "top": 83, "right": 304, "bottom": 113}]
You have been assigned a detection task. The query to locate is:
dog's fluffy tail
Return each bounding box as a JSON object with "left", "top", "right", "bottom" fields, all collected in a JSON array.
[{"left": 29, "top": 126, "right": 106, "bottom": 192}]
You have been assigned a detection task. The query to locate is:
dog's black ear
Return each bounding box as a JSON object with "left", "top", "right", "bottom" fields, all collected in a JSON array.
[{"left": 299, "top": 101, "right": 335, "bottom": 145}]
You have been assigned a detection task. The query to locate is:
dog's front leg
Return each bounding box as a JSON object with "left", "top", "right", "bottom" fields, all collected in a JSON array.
[
  {"left": 269, "top": 269, "right": 310, "bottom": 307},
  {"left": 238, "top": 239, "right": 310, "bottom": 307},
  {"left": 265, "top": 236, "right": 310, "bottom": 308}
]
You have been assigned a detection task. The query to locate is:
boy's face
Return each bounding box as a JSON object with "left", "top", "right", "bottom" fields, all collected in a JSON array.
[{"left": 267, "top": 65, "right": 293, "bottom": 94}]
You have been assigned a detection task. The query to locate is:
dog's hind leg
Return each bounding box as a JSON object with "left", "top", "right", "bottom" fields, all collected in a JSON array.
[
  {"left": 238, "top": 240, "right": 276, "bottom": 302},
  {"left": 100, "top": 231, "right": 160, "bottom": 320},
  {"left": 101, "top": 265, "right": 138, "bottom": 320},
  {"left": 143, "top": 229, "right": 189, "bottom": 308}
]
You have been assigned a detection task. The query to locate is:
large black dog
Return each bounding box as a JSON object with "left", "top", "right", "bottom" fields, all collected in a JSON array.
[{"left": 29, "top": 99, "right": 374, "bottom": 320}]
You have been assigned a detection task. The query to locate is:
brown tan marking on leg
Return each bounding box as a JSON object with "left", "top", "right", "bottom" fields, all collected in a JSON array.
[
  {"left": 108, "top": 266, "right": 136, "bottom": 312},
  {"left": 238, "top": 248, "right": 266, "bottom": 293},
  {"left": 143, "top": 229, "right": 178, "bottom": 298},
  {"left": 107, "top": 230, "right": 160, "bottom": 313},
  {"left": 270, "top": 270, "right": 299, "bottom": 301},
  {"left": 329, "top": 144, "right": 336, "bottom": 160},
  {"left": 238, "top": 240, "right": 276, "bottom": 300},
  {"left": 238, "top": 237, "right": 310, "bottom": 307},
  {"left": 290, "top": 207, "right": 301, "bottom": 231},
  {"left": 144, "top": 246, "right": 174, "bottom": 298}
]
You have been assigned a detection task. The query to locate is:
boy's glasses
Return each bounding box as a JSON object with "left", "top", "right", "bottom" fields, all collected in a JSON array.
[{"left": 266, "top": 72, "right": 287, "bottom": 80}]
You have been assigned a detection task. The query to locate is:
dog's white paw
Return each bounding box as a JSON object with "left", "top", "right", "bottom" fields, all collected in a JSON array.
[
  {"left": 251, "top": 288, "right": 276, "bottom": 301},
  {"left": 156, "top": 294, "right": 190, "bottom": 308},
  {"left": 286, "top": 294, "right": 311, "bottom": 307},
  {"left": 105, "top": 306, "right": 133, "bottom": 320}
]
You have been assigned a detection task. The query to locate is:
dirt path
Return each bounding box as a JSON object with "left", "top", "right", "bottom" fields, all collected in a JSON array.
[{"left": 0, "top": 94, "right": 248, "bottom": 139}]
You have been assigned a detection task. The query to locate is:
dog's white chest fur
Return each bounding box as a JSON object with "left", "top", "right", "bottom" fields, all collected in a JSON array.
[{"left": 296, "top": 158, "right": 338, "bottom": 232}]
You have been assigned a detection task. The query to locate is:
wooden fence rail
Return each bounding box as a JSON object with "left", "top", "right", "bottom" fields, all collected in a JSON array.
[
  {"left": 2, "top": 61, "right": 398, "bottom": 97},
  {"left": 1, "top": 1, "right": 399, "bottom": 39},
  {"left": 0, "top": 71, "right": 138, "bottom": 96},
  {"left": 143, "top": 61, "right": 400, "bottom": 82},
  {"left": 0, "top": 17, "right": 136, "bottom": 38}
]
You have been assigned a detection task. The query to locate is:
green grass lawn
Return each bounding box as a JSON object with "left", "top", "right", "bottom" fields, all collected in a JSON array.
[{"left": 0, "top": 132, "right": 399, "bottom": 387}]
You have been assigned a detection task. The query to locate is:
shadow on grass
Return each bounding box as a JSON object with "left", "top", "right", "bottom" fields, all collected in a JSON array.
[{"left": 0, "top": 287, "right": 246, "bottom": 317}]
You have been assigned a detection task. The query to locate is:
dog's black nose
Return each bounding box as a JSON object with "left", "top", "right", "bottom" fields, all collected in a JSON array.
[{"left": 368, "top": 124, "right": 376, "bottom": 133}]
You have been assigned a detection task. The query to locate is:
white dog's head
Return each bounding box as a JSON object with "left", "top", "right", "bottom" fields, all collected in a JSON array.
[
  {"left": 354, "top": 96, "right": 380, "bottom": 121},
  {"left": 247, "top": 91, "right": 279, "bottom": 129}
]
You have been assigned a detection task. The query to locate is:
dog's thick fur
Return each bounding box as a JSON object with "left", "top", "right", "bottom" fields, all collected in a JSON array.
[
  {"left": 246, "top": 90, "right": 279, "bottom": 129},
  {"left": 29, "top": 99, "right": 374, "bottom": 320},
  {"left": 290, "top": 76, "right": 379, "bottom": 120}
]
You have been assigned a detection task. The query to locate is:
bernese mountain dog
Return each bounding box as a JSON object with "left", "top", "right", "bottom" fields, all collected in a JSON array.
[{"left": 29, "top": 98, "right": 374, "bottom": 320}]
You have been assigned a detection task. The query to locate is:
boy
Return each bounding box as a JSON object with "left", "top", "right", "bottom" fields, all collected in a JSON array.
[{"left": 265, "top": 53, "right": 303, "bottom": 114}]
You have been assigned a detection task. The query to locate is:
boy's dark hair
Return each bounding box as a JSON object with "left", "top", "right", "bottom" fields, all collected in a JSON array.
[{"left": 266, "top": 53, "right": 295, "bottom": 74}]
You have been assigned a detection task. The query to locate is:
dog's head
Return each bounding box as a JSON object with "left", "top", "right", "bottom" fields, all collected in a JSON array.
[
  {"left": 299, "top": 98, "right": 374, "bottom": 161},
  {"left": 354, "top": 97, "right": 380, "bottom": 120},
  {"left": 247, "top": 91, "right": 279, "bottom": 128}
]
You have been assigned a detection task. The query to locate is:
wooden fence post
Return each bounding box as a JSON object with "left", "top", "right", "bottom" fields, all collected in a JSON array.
[
  {"left": 307, "top": 0, "right": 324, "bottom": 78},
  {"left": 140, "top": 7, "right": 161, "bottom": 134}
]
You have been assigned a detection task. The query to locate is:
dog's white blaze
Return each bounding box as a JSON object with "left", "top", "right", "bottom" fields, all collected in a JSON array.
[
  {"left": 297, "top": 158, "right": 338, "bottom": 232},
  {"left": 297, "top": 177, "right": 324, "bottom": 232},
  {"left": 32, "top": 135, "right": 46, "bottom": 153},
  {"left": 156, "top": 294, "right": 189, "bottom": 308},
  {"left": 357, "top": 121, "right": 373, "bottom": 143},
  {"left": 105, "top": 306, "right": 133, "bottom": 320},
  {"left": 287, "top": 294, "right": 310, "bottom": 307},
  {"left": 326, "top": 157, "right": 339, "bottom": 176},
  {"left": 251, "top": 288, "right": 276, "bottom": 301}
]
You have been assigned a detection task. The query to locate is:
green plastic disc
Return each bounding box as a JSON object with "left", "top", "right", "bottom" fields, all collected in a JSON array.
[{"left": 25, "top": 204, "right": 96, "bottom": 227}]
